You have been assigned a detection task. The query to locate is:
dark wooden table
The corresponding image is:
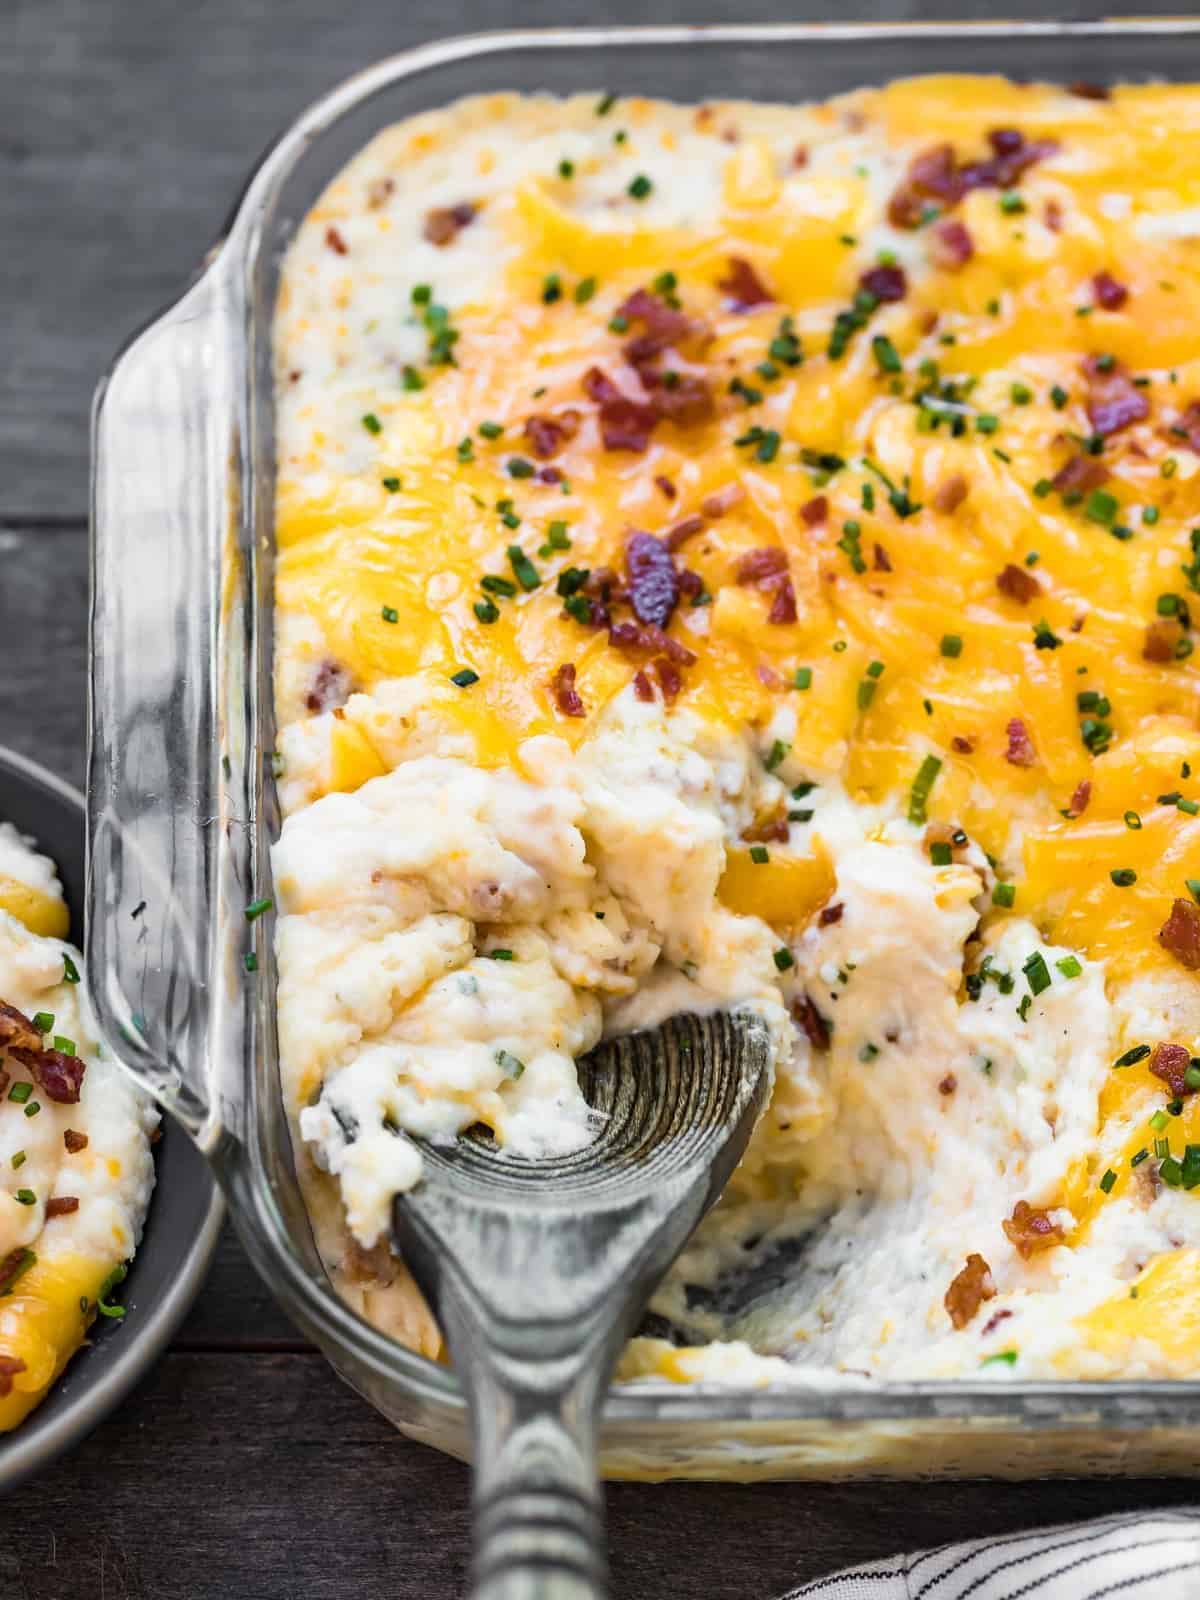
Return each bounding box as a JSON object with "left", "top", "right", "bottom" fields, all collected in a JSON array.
[{"left": 3, "top": 1, "right": 1196, "bottom": 1593}]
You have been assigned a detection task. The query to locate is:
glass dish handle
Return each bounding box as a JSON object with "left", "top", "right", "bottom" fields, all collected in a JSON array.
[{"left": 89, "top": 263, "right": 245, "bottom": 1154}]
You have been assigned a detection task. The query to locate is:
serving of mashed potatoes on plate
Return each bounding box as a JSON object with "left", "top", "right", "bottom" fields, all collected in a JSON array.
[{"left": 271, "top": 76, "right": 1200, "bottom": 1385}]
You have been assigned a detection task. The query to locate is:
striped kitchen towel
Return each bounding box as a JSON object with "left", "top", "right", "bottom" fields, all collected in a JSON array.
[{"left": 785, "top": 1510, "right": 1200, "bottom": 1598}]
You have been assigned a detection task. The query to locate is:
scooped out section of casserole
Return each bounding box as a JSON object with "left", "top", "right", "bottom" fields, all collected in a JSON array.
[
  {"left": 0, "top": 823, "right": 157, "bottom": 1428},
  {"left": 271, "top": 79, "right": 1200, "bottom": 1382}
]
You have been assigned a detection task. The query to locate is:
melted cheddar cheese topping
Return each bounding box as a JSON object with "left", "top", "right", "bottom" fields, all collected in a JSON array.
[{"left": 274, "top": 80, "right": 1200, "bottom": 1382}]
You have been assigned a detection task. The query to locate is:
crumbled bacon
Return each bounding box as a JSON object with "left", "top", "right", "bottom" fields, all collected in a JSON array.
[
  {"left": 767, "top": 576, "right": 797, "bottom": 625},
  {"left": 608, "top": 620, "right": 696, "bottom": 666},
  {"left": 929, "top": 219, "right": 975, "bottom": 271},
  {"left": 1085, "top": 362, "right": 1149, "bottom": 437},
  {"left": 617, "top": 287, "right": 697, "bottom": 360},
  {"left": 908, "top": 143, "right": 963, "bottom": 203},
  {"left": 793, "top": 995, "right": 830, "bottom": 1050},
  {"left": 718, "top": 257, "right": 773, "bottom": 310},
  {"left": 664, "top": 515, "right": 705, "bottom": 552},
  {"left": 944, "top": 1253, "right": 995, "bottom": 1329},
  {"left": 981, "top": 1307, "right": 1014, "bottom": 1337},
  {"left": 324, "top": 225, "right": 348, "bottom": 255},
  {"left": 677, "top": 569, "right": 704, "bottom": 600},
  {"left": 872, "top": 543, "right": 893, "bottom": 573},
  {"left": 933, "top": 474, "right": 968, "bottom": 514},
  {"left": 1092, "top": 271, "right": 1129, "bottom": 311},
  {"left": 742, "top": 811, "right": 790, "bottom": 844},
  {"left": 799, "top": 496, "right": 828, "bottom": 528},
  {"left": 633, "top": 669, "right": 654, "bottom": 702},
  {"left": 1143, "top": 618, "right": 1183, "bottom": 663},
  {"left": 700, "top": 483, "right": 745, "bottom": 519},
  {"left": 523, "top": 410, "right": 580, "bottom": 459},
  {"left": 1069, "top": 80, "right": 1111, "bottom": 100},
  {"left": 1150, "top": 1042, "right": 1195, "bottom": 1098},
  {"left": 1005, "top": 718, "right": 1037, "bottom": 768},
  {"left": 1043, "top": 198, "right": 1063, "bottom": 233},
  {"left": 1002, "top": 1200, "right": 1065, "bottom": 1258},
  {"left": 44, "top": 1196, "right": 80, "bottom": 1220},
  {"left": 625, "top": 532, "right": 680, "bottom": 628},
  {"left": 0, "top": 1355, "right": 26, "bottom": 1398},
  {"left": 1068, "top": 779, "right": 1092, "bottom": 817},
  {"left": 641, "top": 369, "right": 715, "bottom": 427},
  {"left": 818, "top": 903, "right": 844, "bottom": 927},
  {"left": 305, "top": 659, "right": 353, "bottom": 715},
  {"left": 64, "top": 1129, "right": 88, "bottom": 1154},
  {"left": 952, "top": 736, "right": 974, "bottom": 754},
  {"left": 996, "top": 563, "right": 1041, "bottom": 604},
  {"left": 0, "top": 1001, "right": 40, "bottom": 1054},
  {"left": 7, "top": 1045, "right": 86, "bottom": 1104},
  {"left": 890, "top": 130, "right": 1057, "bottom": 230},
  {"left": 588, "top": 381, "right": 660, "bottom": 453},
  {"left": 423, "top": 202, "right": 477, "bottom": 246},
  {"left": 1051, "top": 454, "right": 1109, "bottom": 495},
  {"left": 859, "top": 264, "right": 907, "bottom": 304},
  {"left": 655, "top": 474, "right": 677, "bottom": 500},
  {"left": 551, "top": 663, "right": 586, "bottom": 718},
  {"left": 938, "top": 1073, "right": 957, "bottom": 1096},
  {"left": 654, "top": 657, "right": 683, "bottom": 701},
  {"left": 734, "top": 547, "right": 788, "bottom": 584},
  {"left": 1160, "top": 898, "right": 1200, "bottom": 971}
]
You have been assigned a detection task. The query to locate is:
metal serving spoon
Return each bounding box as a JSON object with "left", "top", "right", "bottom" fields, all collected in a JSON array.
[{"left": 392, "top": 1009, "right": 770, "bottom": 1600}]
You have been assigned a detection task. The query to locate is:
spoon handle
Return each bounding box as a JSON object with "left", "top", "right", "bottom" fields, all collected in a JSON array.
[{"left": 440, "top": 1288, "right": 610, "bottom": 1600}]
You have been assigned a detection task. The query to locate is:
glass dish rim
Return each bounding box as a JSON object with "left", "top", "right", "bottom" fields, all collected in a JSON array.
[{"left": 102, "top": 16, "right": 1200, "bottom": 1436}]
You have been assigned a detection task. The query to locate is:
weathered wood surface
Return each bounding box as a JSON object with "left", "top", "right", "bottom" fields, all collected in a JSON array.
[{"left": 2, "top": 1, "right": 1197, "bottom": 1594}]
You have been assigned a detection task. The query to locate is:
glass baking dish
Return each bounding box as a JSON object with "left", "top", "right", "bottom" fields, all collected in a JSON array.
[{"left": 89, "top": 18, "right": 1200, "bottom": 1479}]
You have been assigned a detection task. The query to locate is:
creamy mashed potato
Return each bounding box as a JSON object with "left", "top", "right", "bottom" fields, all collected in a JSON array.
[
  {"left": 0, "top": 823, "right": 157, "bottom": 1427},
  {"left": 273, "top": 80, "right": 1200, "bottom": 1382}
]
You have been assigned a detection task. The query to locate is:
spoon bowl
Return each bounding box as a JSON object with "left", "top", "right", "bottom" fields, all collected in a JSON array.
[{"left": 392, "top": 1009, "right": 771, "bottom": 1600}]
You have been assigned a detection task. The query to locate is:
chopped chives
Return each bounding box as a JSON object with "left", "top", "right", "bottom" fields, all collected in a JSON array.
[
  {"left": 871, "top": 335, "right": 902, "bottom": 374},
  {"left": 488, "top": 949, "right": 515, "bottom": 961},
  {"left": 794, "top": 667, "right": 812, "bottom": 691},
  {"left": 907, "top": 755, "right": 942, "bottom": 826},
  {"left": 61, "top": 955, "right": 79, "bottom": 985},
  {"left": 478, "top": 421, "right": 503, "bottom": 440},
  {"left": 773, "top": 947, "right": 795, "bottom": 972},
  {"left": 8, "top": 1083, "right": 31, "bottom": 1104},
  {"left": 1056, "top": 955, "right": 1082, "bottom": 979},
  {"left": 450, "top": 669, "right": 480, "bottom": 688},
  {"left": 1110, "top": 868, "right": 1137, "bottom": 886},
  {"left": 496, "top": 1050, "right": 525, "bottom": 1079},
  {"left": 244, "top": 897, "right": 273, "bottom": 922},
  {"left": 1124, "top": 810, "right": 1142, "bottom": 830},
  {"left": 1099, "top": 1168, "right": 1117, "bottom": 1194},
  {"left": 929, "top": 841, "right": 953, "bottom": 867},
  {"left": 481, "top": 574, "right": 517, "bottom": 597},
  {"left": 507, "top": 546, "right": 541, "bottom": 591},
  {"left": 1022, "top": 951, "right": 1051, "bottom": 996},
  {"left": 23, "top": 1103, "right": 40, "bottom": 1120},
  {"left": 507, "top": 457, "right": 535, "bottom": 479},
  {"left": 940, "top": 634, "right": 963, "bottom": 659},
  {"left": 749, "top": 846, "right": 769, "bottom": 865},
  {"left": 628, "top": 174, "right": 653, "bottom": 200},
  {"left": 13, "top": 1190, "right": 35, "bottom": 1206},
  {"left": 244, "top": 952, "right": 258, "bottom": 974},
  {"left": 31, "top": 1013, "right": 53, "bottom": 1034},
  {"left": 992, "top": 882, "right": 1016, "bottom": 908},
  {"left": 381, "top": 476, "right": 401, "bottom": 492},
  {"left": 361, "top": 412, "right": 382, "bottom": 435},
  {"left": 765, "top": 739, "right": 791, "bottom": 772},
  {"left": 10, "top": 1152, "right": 24, "bottom": 1170},
  {"left": 381, "top": 606, "right": 399, "bottom": 624}
]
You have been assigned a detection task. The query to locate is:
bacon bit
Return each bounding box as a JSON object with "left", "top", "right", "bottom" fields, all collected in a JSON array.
[
  {"left": 1043, "top": 198, "right": 1063, "bottom": 233},
  {"left": 1092, "top": 271, "right": 1129, "bottom": 311},
  {"left": 818, "top": 903, "right": 844, "bottom": 927},
  {"left": 872, "top": 543, "right": 893, "bottom": 573},
  {"left": 625, "top": 532, "right": 680, "bottom": 628},
  {"left": 742, "top": 811, "right": 790, "bottom": 845},
  {"left": 324, "top": 225, "right": 348, "bottom": 255},
  {"left": 944, "top": 1253, "right": 996, "bottom": 1329},
  {"left": 677, "top": 569, "right": 704, "bottom": 600},
  {"left": 608, "top": 621, "right": 696, "bottom": 666},
  {"left": 1150, "top": 1042, "right": 1195, "bottom": 1098},
  {"left": 1160, "top": 898, "right": 1200, "bottom": 971},
  {"left": 1070, "top": 80, "right": 1111, "bottom": 100},
  {"left": 799, "top": 496, "right": 828, "bottom": 528},
  {"left": 1051, "top": 454, "right": 1109, "bottom": 495},
  {"left": 64, "top": 1129, "right": 88, "bottom": 1154},
  {"left": 595, "top": 393, "right": 660, "bottom": 453},
  {"left": 891, "top": 131, "right": 1057, "bottom": 230},
  {"left": 653, "top": 657, "right": 683, "bottom": 702},
  {"left": 929, "top": 219, "right": 975, "bottom": 271},
  {"left": 538, "top": 466, "right": 563, "bottom": 486},
  {"left": 938, "top": 1073, "right": 957, "bottom": 1096},
  {"left": 766, "top": 575, "right": 797, "bottom": 625},
  {"left": 0, "top": 1001, "right": 40, "bottom": 1053},
  {"left": 887, "top": 186, "right": 927, "bottom": 230},
  {"left": 1069, "top": 779, "right": 1092, "bottom": 817},
  {"left": 1005, "top": 718, "right": 1037, "bottom": 768},
  {"left": 423, "top": 202, "right": 477, "bottom": 246},
  {"left": 655, "top": 474, "right": 677, "bottom": 500},
  {"left": 1144, "top": 618, "right": 1184, "bottom": 663},
  {"left": 8, "top": 1045, "right": 86, "bottom": 1104},
  {"left": 641, "top": 370, "right": 715, "bottom": 428},
  {"left": 44, "top": 1196, "right": 80, "bottom": 1220},
  {"left": 0, "top": 1355, "right": 26, "bottom": 1398},
  {"left": 908, "top": 143, "right": 963, "bottom": 203},
  {"left": 366, "top": 176, "right": 395, "bottom": 210},
  {"left": 982, "top": 1307, "right": 1014, "bottom": 1337},
  {"left": 858, "top": 264, "right": 907, "bottom": 304},
  {"left": 551, "top": 663, "right": 586, "bottom": 718},
  {"left": 793, "top": 995, "right": 830, "bottom": 1051},
  {"left": 665, "top": 515, "right": 705, "bottom": 552},
  {"left": 1086, "top": 363, "right": 1150, "bottom": 437},
  {"left": 632, "top": 669, "right": 655, "bottom": 703},
  {"left": 996, "top": 563, "right": 1041, "bottom": 604},
  {"left": 1002, "top": 1200, "right": 1065, "bottom": 1259},
  {"left": 617, "top": 287, "right": 696, "bottom": 359},
  {"left": 933, "top": 474, "right": 968, "bottom": 515},
  {"left": 523, "top": 410, "right": 580, "bottom": 459},
  {"left": 718, "top": 257, "right": 774, "bottom": 310},
  {"left": 305, "top": 659, "right": 353, "bottom": 715},
  {"left": 735, "top": 547, "right": 788, "bottom": 584},
  {"left": 966, "top": 127, "right": 1059, "bottom": 190},
  {"left": 792, "top": 145, "right": 809, "bottom": 169},
  {"left": 700, "top": 483, "right": 745, "bottom": 519},
  {"left": 952, "top": 736, "right": 974, "bottom": 754}
]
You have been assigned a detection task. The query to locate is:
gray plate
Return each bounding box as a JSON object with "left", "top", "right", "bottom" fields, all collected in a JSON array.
[{"left": 0, "top": 746, "right": 222, "bottom": 1491}]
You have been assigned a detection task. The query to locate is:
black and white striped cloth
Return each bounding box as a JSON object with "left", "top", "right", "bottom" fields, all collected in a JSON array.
[{"left": 785, "top": 1511, "right": 1200, "bottom": 1598}]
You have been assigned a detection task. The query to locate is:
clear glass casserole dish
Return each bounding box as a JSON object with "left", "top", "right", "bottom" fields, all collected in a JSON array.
[{"left": 89, "top": 18, "right": 1200, "bottom": 1479}]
